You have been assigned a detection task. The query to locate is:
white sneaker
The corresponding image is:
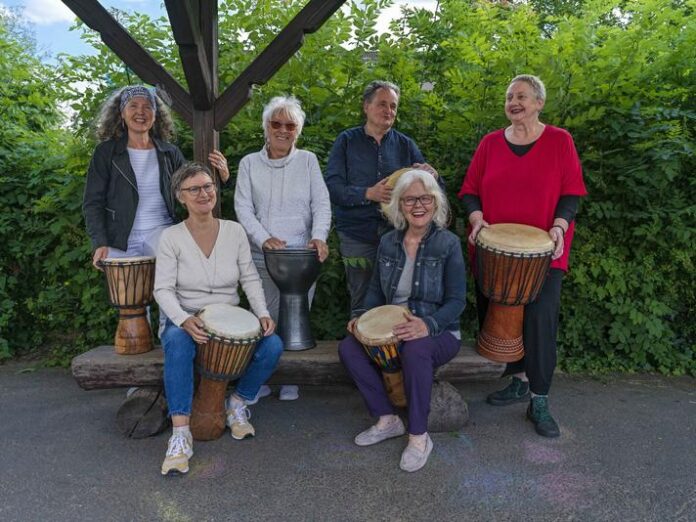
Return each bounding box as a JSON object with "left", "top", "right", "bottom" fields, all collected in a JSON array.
[
  {"left": 226, "top": 398, "right": 255, "bottom": 440},
  {"left": 399, "top": 434, "right": 433, "bottom": 473},
  {"left": 279, "top": 385, "right": 299, "bottom": 401},
  {"left": 245, "top": 385, "right": 272, "bottom": 406},
  {"left": 161, "top": 431, "right": 193, "bottom": 475}
]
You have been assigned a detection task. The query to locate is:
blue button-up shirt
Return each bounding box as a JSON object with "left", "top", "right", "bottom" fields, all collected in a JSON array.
[
  {"left": 325, "top": 126, "right": 425, "bottom": 244},
  {"left": 358, "top": 224, "right": 467, "bottom": 335}
]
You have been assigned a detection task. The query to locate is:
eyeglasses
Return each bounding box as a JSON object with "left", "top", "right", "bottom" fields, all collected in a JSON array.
[
  {"left": 401, "top": 195, "right": 434, "bottom": 207},
  {"left": 269, "top": 120, "right": 298, "bottom": 131},
  {"left": 180, "top": 183, "right": 216, "bottom": 196}
]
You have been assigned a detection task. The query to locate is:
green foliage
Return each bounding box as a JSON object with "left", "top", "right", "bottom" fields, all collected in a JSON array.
[{"left": 2, "top": 0, "right": 694, "bottom": 373}]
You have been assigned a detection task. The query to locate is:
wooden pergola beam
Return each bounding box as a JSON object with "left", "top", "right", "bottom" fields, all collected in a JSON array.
[
  {"left": 164, "top": 0, "right": 214, "bottom": 110},
  {"left": 214, "top": 0, "right": 346, "bottom": 130},
  {"left": 61, "top": 0, "right": 193, "bottom": 126}
]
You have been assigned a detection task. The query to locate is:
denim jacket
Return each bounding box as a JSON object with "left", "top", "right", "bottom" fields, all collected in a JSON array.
[{"left": 357, "top": 224, "right": 467, "bottom": 336}]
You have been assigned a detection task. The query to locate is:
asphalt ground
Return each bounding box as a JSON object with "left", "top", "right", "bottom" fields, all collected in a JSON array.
[{"left": 0, "top": 363, "right": 694, "bottom": 522}]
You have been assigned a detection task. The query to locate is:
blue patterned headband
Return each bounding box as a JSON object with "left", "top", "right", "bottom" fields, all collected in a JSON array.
[{"left": 119, "top": 86, "right": 157, "bottom": 114}]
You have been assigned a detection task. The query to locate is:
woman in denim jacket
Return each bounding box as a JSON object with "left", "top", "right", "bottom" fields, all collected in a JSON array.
[{"left": 338, "top": 169, "right": 466, "bottom": 473}]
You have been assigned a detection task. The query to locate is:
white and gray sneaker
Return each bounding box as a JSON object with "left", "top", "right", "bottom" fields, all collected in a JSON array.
[
  {"left": 354, "top": 417, "right": 406, "bottom": 446},
  {"left": 161, "top": 431, "right": 193, "bottom": 475},
  {"left": 245, "top": 385, "right": 272, "bottom": 405}
]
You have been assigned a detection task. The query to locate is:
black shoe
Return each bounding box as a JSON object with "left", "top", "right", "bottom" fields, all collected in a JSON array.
[
  {"left": 486, "top": 377, "right": 530, "bottom": 406},
  {"left": 526, "top": 396, "right": 560, "bottom": 438}
]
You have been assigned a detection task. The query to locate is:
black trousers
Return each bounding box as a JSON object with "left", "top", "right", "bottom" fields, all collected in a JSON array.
[{"left": 475, "top": 268, "right": 564, "bottom": 395}]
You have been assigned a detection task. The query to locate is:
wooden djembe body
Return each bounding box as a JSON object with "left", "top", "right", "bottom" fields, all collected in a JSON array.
[{"left": 475, "top": 224, "right": 554, "bottom": 363}]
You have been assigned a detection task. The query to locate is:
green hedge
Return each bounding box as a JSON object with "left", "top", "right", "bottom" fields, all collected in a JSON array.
[{"left": 1, "top": 0, "right": 693, "bottom": 373}]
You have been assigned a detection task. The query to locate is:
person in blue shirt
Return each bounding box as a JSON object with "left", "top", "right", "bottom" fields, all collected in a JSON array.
[{"left": 325, "top": 80, "right": 439, "bottom": 317}]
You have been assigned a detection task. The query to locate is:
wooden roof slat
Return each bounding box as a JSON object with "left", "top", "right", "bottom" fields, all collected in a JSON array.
[
  {"left": 61, "top": 0, "right": 194, "bottom": 126},
  {"left": 213, "top": 0, "right": 346, "bottom": 130},
  {"left": 164, "top": 0, "right": 214, "bottom": 110}
]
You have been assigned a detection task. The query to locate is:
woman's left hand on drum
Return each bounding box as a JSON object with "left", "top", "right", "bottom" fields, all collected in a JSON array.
[
  {"left": 308, "top": 239, "right": 329, "bottom": 262},
  {"left": 92, "top": 246, "right": 109, "bottom": 270},
  {"left": 393, "top": 313, "right": 429, "bottom": 341},
  {"left": 182, "top": 316, "right": 210, "bottom": 344},
  {"left": 259, "top": 316, "right": 276, "bottom": 336},
  {"left": 549, "top": 225, "right": 565, "bottom": 260}
]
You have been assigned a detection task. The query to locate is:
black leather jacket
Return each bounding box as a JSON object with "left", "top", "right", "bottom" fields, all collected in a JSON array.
[{"left": 83, "top": 134, "right": 186, "bottom": 251}]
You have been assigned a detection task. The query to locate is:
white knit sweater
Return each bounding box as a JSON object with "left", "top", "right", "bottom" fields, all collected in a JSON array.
[{"left": 154, "top": 220, "right": 269, "bottom": 326}]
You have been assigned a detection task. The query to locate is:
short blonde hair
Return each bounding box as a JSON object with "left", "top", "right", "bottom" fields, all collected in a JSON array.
[{"left": 383, "top": 169, "right": 448, "bottom": 230}]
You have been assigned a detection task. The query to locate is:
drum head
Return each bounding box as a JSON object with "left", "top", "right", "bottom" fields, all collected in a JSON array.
[
  {"left": 476, "top": 224, "right": 554, "bottom": 255},
  {"left": 379, "top": 168, "right": 417, "bottom": 213},
  {"left": 355, "top": 305, "right": 408, "bottom": 346},
  {"left": 197, "top": 303, "right": 261, "bottom": 340},
  {"left": 102, "top": 256, "right": 156, "bottom": 265}
]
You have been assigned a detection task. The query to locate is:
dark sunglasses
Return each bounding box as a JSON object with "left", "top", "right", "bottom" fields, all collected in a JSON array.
[{"left": 269, "top": 120, "right": 298, "bottom": 131}]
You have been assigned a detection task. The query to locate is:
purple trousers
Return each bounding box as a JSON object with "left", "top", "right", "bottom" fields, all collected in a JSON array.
[{"left": 338, "top": 332, "right": 460, "bottom": 435}]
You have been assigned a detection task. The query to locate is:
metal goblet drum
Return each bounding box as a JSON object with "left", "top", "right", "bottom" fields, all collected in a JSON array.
[{"left": 264, "top": 248, "right": 321, "bottom": 351}]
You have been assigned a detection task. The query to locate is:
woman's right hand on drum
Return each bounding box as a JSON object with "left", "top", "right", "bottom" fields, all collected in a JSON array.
[
  {"left": 92, "top": 246, "right": 109, "bottom": 270},
  {"left": 259, "top": 316, "right": 276, "bottom": 336},
  {"left": 181, "top": 316, "right": 210, "bottom": 344},
  {"left": 468, "top": 211, "right": 489, "bottom": 246},
  {"left": 263, "top": 237, "right": 287, "bottom": 250},
  {"left": 346, "top": 318, "right": 358, "bottom": 335}
]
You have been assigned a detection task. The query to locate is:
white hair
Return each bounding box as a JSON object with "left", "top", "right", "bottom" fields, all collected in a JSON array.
[
  {"left": 261, "top": 96, "right": 305, "bottom": 141},
  {"left": 383, "top": 169, "right": 449, "bottom": 230},
  {"left": 509, "top": 74, "right": 546, "bottom": 101}
]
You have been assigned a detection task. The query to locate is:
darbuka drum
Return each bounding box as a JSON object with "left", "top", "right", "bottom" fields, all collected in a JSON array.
[
  {"left": 100, "top": 256, "right": 156, "bottom": 355},
  {"left": 475, "top": 224, "right": 554, "bottom": 362},
  {"left": 190, "top": 304, "right": 262, "bottom": 441},
  {"left": 354, "top": 305, "right": 409, "bottom": 408},
  {"left": 264, "top": 248, "right": 321, "bottom": 350}
]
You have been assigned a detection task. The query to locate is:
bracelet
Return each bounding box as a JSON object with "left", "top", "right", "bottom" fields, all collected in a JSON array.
[{"left": 551, "top": 225, "right": 567, "bottom": 234}]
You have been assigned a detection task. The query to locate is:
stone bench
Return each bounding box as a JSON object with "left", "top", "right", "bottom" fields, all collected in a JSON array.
[{"left": 71, "top": 341, "right": 503, "bottom": 438}]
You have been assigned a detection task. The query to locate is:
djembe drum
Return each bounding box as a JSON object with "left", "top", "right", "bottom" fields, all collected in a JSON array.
[
  {"left": 264, "top": 248, "right": 321, "bottom": 350},
  {"left": 354, "top": 304, "right": 410, "bottom": 408},
  {"left": 100, "top": 256, "right": 156, "bottom": 355},
  {"left": 475, "top": 223, "right": 555, "bottom": 362},
  {"left": 190, "top": 303, "right": 262, "bottom": 441}
]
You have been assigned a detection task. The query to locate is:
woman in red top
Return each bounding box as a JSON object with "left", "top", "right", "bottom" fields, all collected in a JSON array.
[{"left": 458, "top": 74, "right": 587, "bottom": 438}]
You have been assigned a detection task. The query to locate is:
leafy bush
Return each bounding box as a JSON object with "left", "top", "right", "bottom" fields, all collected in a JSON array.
[{"left": 1, "top": 0, "right": 693, "bottom": 373}]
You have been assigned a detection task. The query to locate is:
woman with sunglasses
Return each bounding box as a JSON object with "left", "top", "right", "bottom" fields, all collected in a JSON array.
[
  {"left": 338, "top": 169, "right": 466, "bottom": 473},
  {"left": 155, "top": 162, "right": 282, "bottom": 475},
  {"left": 234, "top": 96, "right": 331, "bottom": 402}
]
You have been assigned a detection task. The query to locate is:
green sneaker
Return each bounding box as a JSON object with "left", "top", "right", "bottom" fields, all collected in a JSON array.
[
  {"left": 486, "top": 377, "right": 530, "bottom": 406},
  {"left": 526, "top": 396, "right": 560, "bottom": 438}
]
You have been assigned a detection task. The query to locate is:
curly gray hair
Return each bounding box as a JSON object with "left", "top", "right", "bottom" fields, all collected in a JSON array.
[
  {"left": 94, "top": 85, "right": 176, "bottom": 142},
  {"left": 262, "top": 96, "right": 305, "bottom": 142},
  {"left": 382, "top": 169, "right": 449, "bottom": 230}
]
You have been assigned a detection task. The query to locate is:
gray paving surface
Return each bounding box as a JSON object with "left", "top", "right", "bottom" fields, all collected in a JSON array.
[{"left": 0, "top": 363, "right": 694, "bottom": 522}]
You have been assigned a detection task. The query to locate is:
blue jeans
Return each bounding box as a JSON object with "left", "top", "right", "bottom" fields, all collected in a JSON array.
[{"left": 161, "top": 319, "right": 283, "bottom": 416}]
